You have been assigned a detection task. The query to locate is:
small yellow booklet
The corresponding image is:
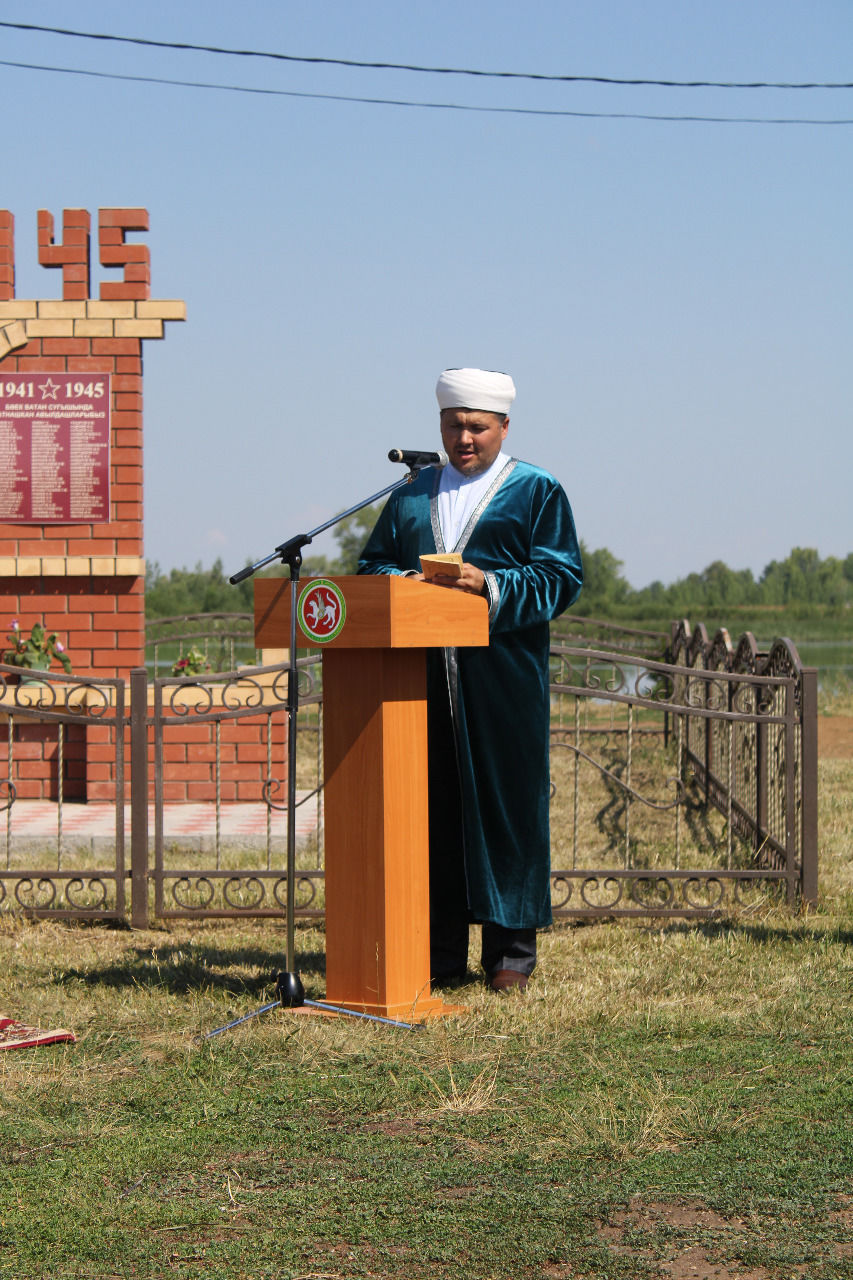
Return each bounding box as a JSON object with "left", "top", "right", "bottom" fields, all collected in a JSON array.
[{"left": 419, "top": 552, "right": 463, "bottom": 581}]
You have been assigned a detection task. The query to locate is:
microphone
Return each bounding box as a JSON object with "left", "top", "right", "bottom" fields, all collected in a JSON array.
[{"left": 388, "top": 448, "right": 448, "bottom": 468}]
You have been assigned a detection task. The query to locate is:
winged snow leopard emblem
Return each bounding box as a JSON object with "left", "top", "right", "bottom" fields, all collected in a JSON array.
[{"left": 297, "top": 580, "right": 347, "bottom": 643}]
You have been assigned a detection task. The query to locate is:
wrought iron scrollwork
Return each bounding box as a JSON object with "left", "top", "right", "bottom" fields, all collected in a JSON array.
[
  {"left": 223, "top": 876, "right": 266, "bottom": 910},
  {"left": 262, "top": 778, "right": 323, "bottom": 813},
  {"left": 167, "top": 681, "right": 215, "bottom": 716},
  {"left": 547, "top": 872, "right": 763, "bottom": 915},
  {"left": 171, "top": 876, "right": 216, "bottom": 910},
  {"left": 272, "top": 874, "right": 321, "bottom": 911},
  {"left": 0, "top": 778, "right": 16, "bottom": 813},
  {"left": 582, "top": 658, "right": 629, "bottom": 694},
  {"left": 731, "top": 683, "right": 758, "bottom": 716},
  {"left": 65, "top": 878, "right": 109, "bottom": 910},
  {"left": 628, "top": 876, "right": 674, "bottom": 909},
  {"left": 262, "top": 777, "right": 285, "bottom": 811},
  {"left": 579, "top": 875, "right": 623, "bottom": 910},
  {"left": 704, "top": 677, "right": 729, "bottom": 713},
  {"left": 634, "top": 668, "right": 675, "bottom": 703},
  {"left": 549, "top": 874, "right": 574, "bottom": 910},
  {"left": 15, "top": 877, "right": 57, "bottom": 910},
  {"left": 271, "top": 669, "right": 290, "bottom": 702},
  {"left": 220, "top": 675, "right": 265, "bottom": 711},
  {"left": 682, "top": 876, "right": 724, "bottom": 910},
  {"left": 14, "top": 681, "right": 59, "bottom": 709},
  {"left": 298, "top": 663, "right": 319, "bottom": 699},
  {"left": 74, "top": 682, "right": 111, "bottom": 717}
]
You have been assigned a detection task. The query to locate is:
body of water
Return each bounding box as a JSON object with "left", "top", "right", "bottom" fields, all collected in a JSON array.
[{"left": 791, "top": 641, "right": 853, "bottom": 689}]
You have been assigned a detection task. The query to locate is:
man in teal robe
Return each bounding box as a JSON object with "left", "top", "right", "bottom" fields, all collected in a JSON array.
[{"left": 358, "top": 368, "right": 582, "bottom": 991}]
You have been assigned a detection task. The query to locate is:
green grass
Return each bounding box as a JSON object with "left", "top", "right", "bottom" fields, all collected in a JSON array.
[
  {"left": 1, "top": 758, "right": 852, "bottom": 1279},
  {"left": 819, "top": 675, "right": 853, "bottom": 717},
  {"left": 572, "top": 605, "right": 853, "bottom": 646}
]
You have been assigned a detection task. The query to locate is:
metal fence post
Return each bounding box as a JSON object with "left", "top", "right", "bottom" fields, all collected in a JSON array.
[
  {"left": 799, "top": 667, "right": 819, "bottom": 906},
  {"left": 130, "top": 667, "right": 149, "bottom": 928},
  {"left": 784, "top": 680, "right": 798, "bottom": 907}
]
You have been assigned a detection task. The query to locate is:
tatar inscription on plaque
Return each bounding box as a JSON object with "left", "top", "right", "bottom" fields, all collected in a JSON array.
[{"left": 0, "top": 375, "right": 110, "bottom": 523}]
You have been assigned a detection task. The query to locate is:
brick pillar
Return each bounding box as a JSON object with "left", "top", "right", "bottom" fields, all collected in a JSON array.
[{"left": 0, "top": 212, "right": 13, "bottom": 302}]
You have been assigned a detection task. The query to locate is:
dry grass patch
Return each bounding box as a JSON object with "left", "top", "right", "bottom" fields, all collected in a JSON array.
[{"left": 418, "top": 1035, "right": 503, "bottom": 1115}]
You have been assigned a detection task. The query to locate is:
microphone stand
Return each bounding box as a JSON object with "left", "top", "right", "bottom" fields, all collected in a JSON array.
[{"left": 227, "top": 463, "right": 431, "bottom": 1030}]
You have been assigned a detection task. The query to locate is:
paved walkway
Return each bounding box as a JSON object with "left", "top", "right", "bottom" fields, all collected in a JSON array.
[{"left": 3, "top": 796, "right": 319, "bottom": 852}]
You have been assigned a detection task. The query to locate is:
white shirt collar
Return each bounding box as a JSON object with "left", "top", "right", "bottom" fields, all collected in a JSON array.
[{"left": 437, "top": 451, "right": 511, "bottom": 549}]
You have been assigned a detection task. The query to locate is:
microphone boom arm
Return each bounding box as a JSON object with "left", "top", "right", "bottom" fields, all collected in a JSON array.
[{"left": 229, "top": 470, "right": 419, "bottom": 586}]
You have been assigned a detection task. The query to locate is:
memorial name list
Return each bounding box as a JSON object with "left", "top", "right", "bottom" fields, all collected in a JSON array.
[{"left": 0, "top": 376, "right": 110, "bottom": 523}]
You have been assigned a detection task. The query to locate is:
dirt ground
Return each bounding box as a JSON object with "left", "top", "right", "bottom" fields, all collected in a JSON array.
[
  {"left": 818, "top": 715, "right": 853, "bottom": 759},
  {"left": 582, "top": 1195, "right": 853, "bottom": 1279}
]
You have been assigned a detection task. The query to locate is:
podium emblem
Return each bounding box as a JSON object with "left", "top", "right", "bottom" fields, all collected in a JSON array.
[{"left": 297, "top": 579, "right": 347, "bottom": 644}]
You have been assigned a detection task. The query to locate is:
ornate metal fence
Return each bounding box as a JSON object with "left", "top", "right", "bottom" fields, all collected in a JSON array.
[
  {"left": 138, "top": 657, "right": 324, "bottom": 924},
  {"left": 0, "top": 616, "right": 818, "bottom": 925},
  {"left": 548, "top": 627, "right": 817, "bottom": 916},
  {"left": 0, "top": 664, "right": 127, "bottom": 919},
  {"left": 669, "top": 621, "right": 818, "bottom": 902}
]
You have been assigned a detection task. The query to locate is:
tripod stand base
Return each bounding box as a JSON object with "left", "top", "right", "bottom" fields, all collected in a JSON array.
[
  {"left": 275, "top": 971, "right": 464, "bottom": 1024},
  {"left": 275, "top": 971, "right": 305, "bottom": 1008},
  {"left": 304, "top": 996, "right": 467, "bottom": 1023}
]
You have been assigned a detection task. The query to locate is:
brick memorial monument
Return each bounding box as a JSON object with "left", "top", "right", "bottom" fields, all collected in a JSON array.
[
  {"left": 0, "top": 207, "right": 187, "bottom": 799},
  {"left": 1, "top": 207, "right": 289, "bottom": 807}
]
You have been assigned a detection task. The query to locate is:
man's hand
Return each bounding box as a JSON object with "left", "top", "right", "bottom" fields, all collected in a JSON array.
[{"left": 430, "top": 562, "right": 486, "bottom": 596}]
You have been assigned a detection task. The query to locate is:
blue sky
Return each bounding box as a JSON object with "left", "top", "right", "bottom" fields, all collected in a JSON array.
[{"left": 2, "top": 1, "right": 851, "bottom": 588}]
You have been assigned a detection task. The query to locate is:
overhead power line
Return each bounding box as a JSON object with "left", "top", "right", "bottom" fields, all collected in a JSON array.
[
  {"left": 2, "top": 58, "right": 851, "bottom": 124},
  {"left": 1, "top": 19, "right": 852, "bottom": 91}
]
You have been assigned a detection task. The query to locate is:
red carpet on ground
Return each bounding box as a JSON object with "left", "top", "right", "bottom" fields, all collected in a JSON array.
[{"left": 0, "top": 1017, "right": 76, "bottom": 1050}]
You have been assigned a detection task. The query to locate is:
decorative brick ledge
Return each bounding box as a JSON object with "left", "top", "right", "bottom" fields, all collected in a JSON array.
[
  {"left": 0, "top": 556, "right": 146, "bottom": 577},
  {"left": 0, "top": 299, "right": 185, "bottom": 353}
]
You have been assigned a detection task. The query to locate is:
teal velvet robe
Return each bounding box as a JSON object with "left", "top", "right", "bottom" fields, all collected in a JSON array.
[{"left": 357, "top": 459, "right": 582, "bottom": 930}]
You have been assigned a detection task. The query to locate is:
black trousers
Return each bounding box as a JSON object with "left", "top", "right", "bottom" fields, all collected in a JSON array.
[{"left": 430, "top": 913, "right": 537, "bottom": 982}]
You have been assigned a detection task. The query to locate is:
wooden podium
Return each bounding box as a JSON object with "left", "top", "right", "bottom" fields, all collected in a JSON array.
[{"left": 254, "top": 575, "right": 489, "bottom": 1020}]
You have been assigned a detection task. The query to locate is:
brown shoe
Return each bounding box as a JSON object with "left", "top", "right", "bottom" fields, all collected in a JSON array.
[{"left": 489, "top": 968, "right": 529, "bottom": 993}]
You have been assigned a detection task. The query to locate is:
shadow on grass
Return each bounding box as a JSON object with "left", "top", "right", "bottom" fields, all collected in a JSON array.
[
  {"left": 548, "top": 915, "right": 853, "bottom": 947},
  {"left": 655, "top": 918, "right": 853, "bottom": 946},
  {"left": 53, "top": 939, "right": 327, "bottom": 997}
]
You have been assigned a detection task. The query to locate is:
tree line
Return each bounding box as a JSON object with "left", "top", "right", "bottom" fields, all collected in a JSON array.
[
  {"left": 145, "top": 506, "right": 381, "bottom": 618},
  {"left": 146, "top": 505, "right": 853, "bottom": 620},
  {"left": 582, "top": 544, "right": 853, "bottom": 617}
]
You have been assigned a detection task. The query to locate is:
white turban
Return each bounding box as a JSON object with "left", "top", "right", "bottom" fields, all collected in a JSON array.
[{"left": 435, "top": 368, "right": 516, "bottom": 416}]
